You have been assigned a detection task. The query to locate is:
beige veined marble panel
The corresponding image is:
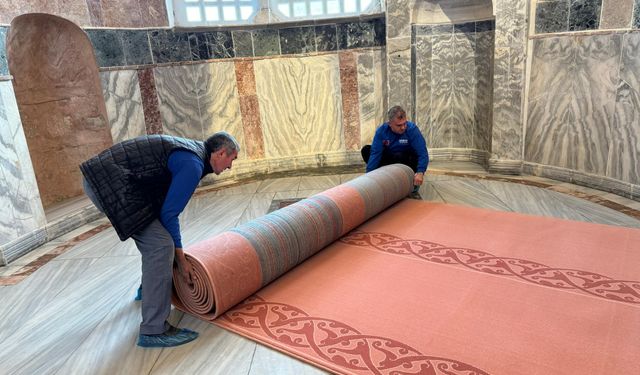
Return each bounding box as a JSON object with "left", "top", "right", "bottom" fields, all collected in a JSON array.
[
  {"left": 100, "top": 70, "right": 146, "bottom": 144},
  {"left": 193, "top": 62, "right": 247, "bottom": 159},
  {"left": 154, "top": 64, "right": 202, "bottom": 140},
  {"left": 254, "top": 55, "right": 344, "bottom": 158}
]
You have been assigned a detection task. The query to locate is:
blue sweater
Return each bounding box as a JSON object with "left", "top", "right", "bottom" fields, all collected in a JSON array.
[
  {"left": 366, "top": 121, "right": 429, "bottom": 173},
  {"left": 159, "top": 150, "right": 204, "bottom": 248}
]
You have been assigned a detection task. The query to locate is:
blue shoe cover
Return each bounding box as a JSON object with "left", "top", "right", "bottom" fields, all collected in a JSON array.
[
  {"left": 134, "top": 285, "right": 142, "bottom": 301},
  {"left": 137, "top": 326, "right": 199, "bottom": 348}
]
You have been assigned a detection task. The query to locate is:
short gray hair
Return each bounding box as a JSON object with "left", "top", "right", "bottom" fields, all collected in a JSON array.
[
  {"left": 387, "top": 106, "right": 406, "bottom": 122},
  {"left": 204, "top": 131, "right": 240, "bottom": 156}
]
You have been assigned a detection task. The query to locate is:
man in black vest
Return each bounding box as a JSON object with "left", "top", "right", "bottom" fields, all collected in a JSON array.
[{"left": 81, "top": 132, "right": 239, "bottom": 348}]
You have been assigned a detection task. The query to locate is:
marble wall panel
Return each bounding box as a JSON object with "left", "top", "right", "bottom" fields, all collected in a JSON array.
[
  {"left": 189, "top": 33, "right": 210, "bottom": 61},
  {"left": 86, "top": 0, "right": 103, "bottom": 26},
  {"left": 608, "top": 33, "right": 640, "bottom": 184},
  {"left": 452, "top": 23, "right": 476, "bottom": 148},
  {"left": 357, "top": 49, "right": 386, "bottom": 148},
  {"left": 0, "top": 81, "right": 45, "bottom": 247},
  {"left": 430, "top": 26, "right": 454, "bottom": 149},
  {"left": 8, "top": 14, "right": 112, "bottom": 208},
  {"left": 475, "top": 27, "right": 494, "bottom": 152},
  {"left": 206, "top": 31, "right": 234, "bottom": 59},
  {"left": 87, "top": 30, "right": 125, "bottom": 68},
  {"left": 253, "top": 29, "right": 280, "bottom": 57},
  {"left": 101, "top": 0, "right": 143, "bottom": 27},
  {"left": 193, "top": 62, "right": 247, "bottom": 158},
  {"left": 139, "top": 0, "right": 169, "bottom": 26},
  {"left": 149, "top": 30, "right": 191, "bottom": 64},
  {"left": 154, "top": 65, "right": 202, "bottom": 139},
  {"left": 387, "top": 36, "right": 412, "bottom": 117},
  {"left": 568, "top": 0, "right": 602, "bottom": 31},
  {"left": 600, "top": 0, "right": 633, "bottom": 29},
  {"left": 339, "top": 52, "right": 361, "bottom": 151},
  {"left": 535, "top": 1, "right": 569, "bottom": 33},
  {"left": 121, "top": 30, "right": 153, "bottom": 66},
  {"left": 254, "top": 55, "right": 343, "bottom": 158},
  {"left": 100, "top": 70, "right": 146, "bottom": 144},
  {"left": 0, "top": 27, "right": 7, "bottom": 76},
  {"left": 492, "top": 0, "right": 527, "bottom": 163},
  {"left": 137, "top": 68, "right": 163, "bottom": 134},
  {"left": 315, "top": 25, "right": 338, "bottom": 52},
  {"left": 386, "top": 0, "right": 412, "bottom": 39},
  {"left": 526, "top": 34, "right": 621, "bottom": 176},
  {"left": 414, "top": 31, "right": 433, "bottom": 144},
  {"left": 635, "top": 0, "right": 640, "bottom": 28},
  {"left": 280, "top": 27, "right": 316, "bottom": 55},
  {"left": 233, "top": 31, "right": 253, "bottom": 58}
]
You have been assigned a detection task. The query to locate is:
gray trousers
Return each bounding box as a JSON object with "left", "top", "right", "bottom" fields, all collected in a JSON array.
[{"left": 83, "top": 178, "right": 173, "bottom": 335}]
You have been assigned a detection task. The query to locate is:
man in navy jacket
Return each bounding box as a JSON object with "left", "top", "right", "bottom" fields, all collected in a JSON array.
[{"left": 361, "top": 106, "right": 429, "bottom": 192}]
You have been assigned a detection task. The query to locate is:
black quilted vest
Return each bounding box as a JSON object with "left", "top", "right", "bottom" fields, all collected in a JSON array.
[{"left": 80, "top": 135, "right": 213, "bottom": 241}]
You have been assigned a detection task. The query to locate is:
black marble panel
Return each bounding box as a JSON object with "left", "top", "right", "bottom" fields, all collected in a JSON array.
[
  {"left": 373, "top": 18, "right": 385, "bottom": 46},
  {"left": 206, "top": 31, "right": 233, "bottom": 59},
  {"left": 253, "top": 29, "right": 280, "bottom": 56},
  {"left": 232, "top": 31, "right": 253, "bottom": 57},
  {"left": 569, "top": 0, "right": 602, "bottom": 31},
  {"left": 0, "top": 27, "right": 8, "bottom": 75},
  {"left": 454, "top": 22, "right": 475, "bottom": 34},
  {"left": 315, "top": 24, "right": 337, "bottom": 52},
  {"left": 87, "top": 29, "right": 125, "bottom": 67},
  {"left": 188, "top": 32, "right": 210, "bottom": 61},
  {"left": 337, "top": 20, "right": 380, "bottom": 49},
  {"left": 121, "top": 30, "right": 152, "bottom": 65},
  {"left": 279, "top": 26, "right": 315, "bottom": 55},
  {"left": 634, "top": 0, "right": 640, "bottom": 28},
  {"left": 432, "top": 24, "right": 454, "bottom": 35},
  {"left": 476, "top": 20, "right": 495, "bottom": 32},
  {"left": 536, "top": 1, "right": 569, "bottom": 33},
  {"left": 149, "top": 30, "right": 191, "bottom": 63}
]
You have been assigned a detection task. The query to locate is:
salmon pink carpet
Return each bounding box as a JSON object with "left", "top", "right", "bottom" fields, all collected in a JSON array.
[{"left": 174, "top": 165, "right": 640, "bottom": 374}]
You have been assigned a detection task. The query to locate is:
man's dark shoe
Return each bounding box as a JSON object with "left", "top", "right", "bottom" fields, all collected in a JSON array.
[
  {"left": 134, "top": 285, "right": 142, "bottom": 301},
  {"left": 137, "top": 325, "right": 199, "bottom": 348}
]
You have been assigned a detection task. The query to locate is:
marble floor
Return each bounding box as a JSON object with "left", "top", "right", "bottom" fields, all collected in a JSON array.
[{"left": 1, "top": 161, "right": 639, "bottom": 375}]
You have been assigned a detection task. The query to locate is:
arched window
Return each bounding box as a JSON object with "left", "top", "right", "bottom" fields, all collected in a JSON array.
[
  {"left": 272, "top": 0, "right": 375, "bottom": 19},
  {"left": 174, "top": 0, "right": 259, "bottom": 25}
]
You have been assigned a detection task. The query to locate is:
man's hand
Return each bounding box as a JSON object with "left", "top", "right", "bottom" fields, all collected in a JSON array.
[
  {"left": 175, "top": 247, "right": 194, "bottom": 285},
  {"left": 414, "top": 172, "right": 424, "bottom": 186}
]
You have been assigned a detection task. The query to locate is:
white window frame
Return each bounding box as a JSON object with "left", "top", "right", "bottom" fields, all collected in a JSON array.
[
  {"left": 271, "top": 0, "right": 378, "bottom": 20},
  {"left": 173, "top": 0, "right": 259, "bottom": 26}
]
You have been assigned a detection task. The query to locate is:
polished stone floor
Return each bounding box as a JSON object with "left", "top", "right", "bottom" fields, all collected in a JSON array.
[{"left": 1, "top": 161, "right": 639, "bottom": 375}]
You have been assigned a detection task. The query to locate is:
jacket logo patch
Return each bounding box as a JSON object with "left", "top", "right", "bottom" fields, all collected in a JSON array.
[
  {"left": 383, "top": 140, "right": 390, "bottom": 146},
  {"left": 399, "top": 139, "right": 408, "bottom": 144}
]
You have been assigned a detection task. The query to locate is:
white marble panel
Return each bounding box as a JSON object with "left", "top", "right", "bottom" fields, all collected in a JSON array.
[
  {"left": 193, "top": 62, "right": 247, "bottom": 159},
  {"left": 254, "top": 55, "right": 343, "bottom": 158},
  {"left": 100, "top": 70, "right": 146, "bottom": 144},
  {"left": 607, "top": 33, "right": 640, "bottom": 185},
  {"left": 386, "top": 36, "right": 413, "bottom": 116},
  {"left": 154, "top": 65, "right": 203, "bottom": 140},
  {"left": 526, "top": 34, "right": 620, "bottom": 176},
  {"left": 0, "top": 81, "right": 46, "bottom": 248},
  {"left": 414, "top": 35, "right": 433, "bottom": 143},
  {"left": 357, "top": 50, "right": 385, "bottom": 148}
]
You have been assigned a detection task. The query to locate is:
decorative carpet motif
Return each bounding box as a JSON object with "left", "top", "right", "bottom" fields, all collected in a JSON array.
[
  {"left": 340, "top": 231, "right": 640, "bottom": 305},
  {"left": 218, "top": 295, "right": 488, "bottom": 375}
]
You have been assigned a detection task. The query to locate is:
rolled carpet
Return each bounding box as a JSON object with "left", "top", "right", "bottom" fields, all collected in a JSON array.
[{"left": 172, "top": 164, "right": 415, "bottom": 319}]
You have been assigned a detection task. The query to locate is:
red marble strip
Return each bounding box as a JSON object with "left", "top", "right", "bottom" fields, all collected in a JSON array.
[
  {"left": 139, "top": 0, "right": 169, "bottom": 27},
  {"left": 234, "top": 60, "right": 265, "bottom": 159},
  {"left": 138, "top": 68, "right": 164, "bottom": 134},
  {"left": 0, "top": 223, "right": 112, "bottom": 286},
  {"left": 338, "top": 51, "right": 361, "bottom": 151}
]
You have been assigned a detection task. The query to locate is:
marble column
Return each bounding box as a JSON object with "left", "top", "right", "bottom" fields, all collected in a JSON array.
[
  {"left": 386, "top": 0, "right": 414, "bottom": 117},
  {"left": 489, "top": 0, "right": 528, "bottom": 174},
  {"left": 0, "top": 80, "right": 46, "bottom": 265}
]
